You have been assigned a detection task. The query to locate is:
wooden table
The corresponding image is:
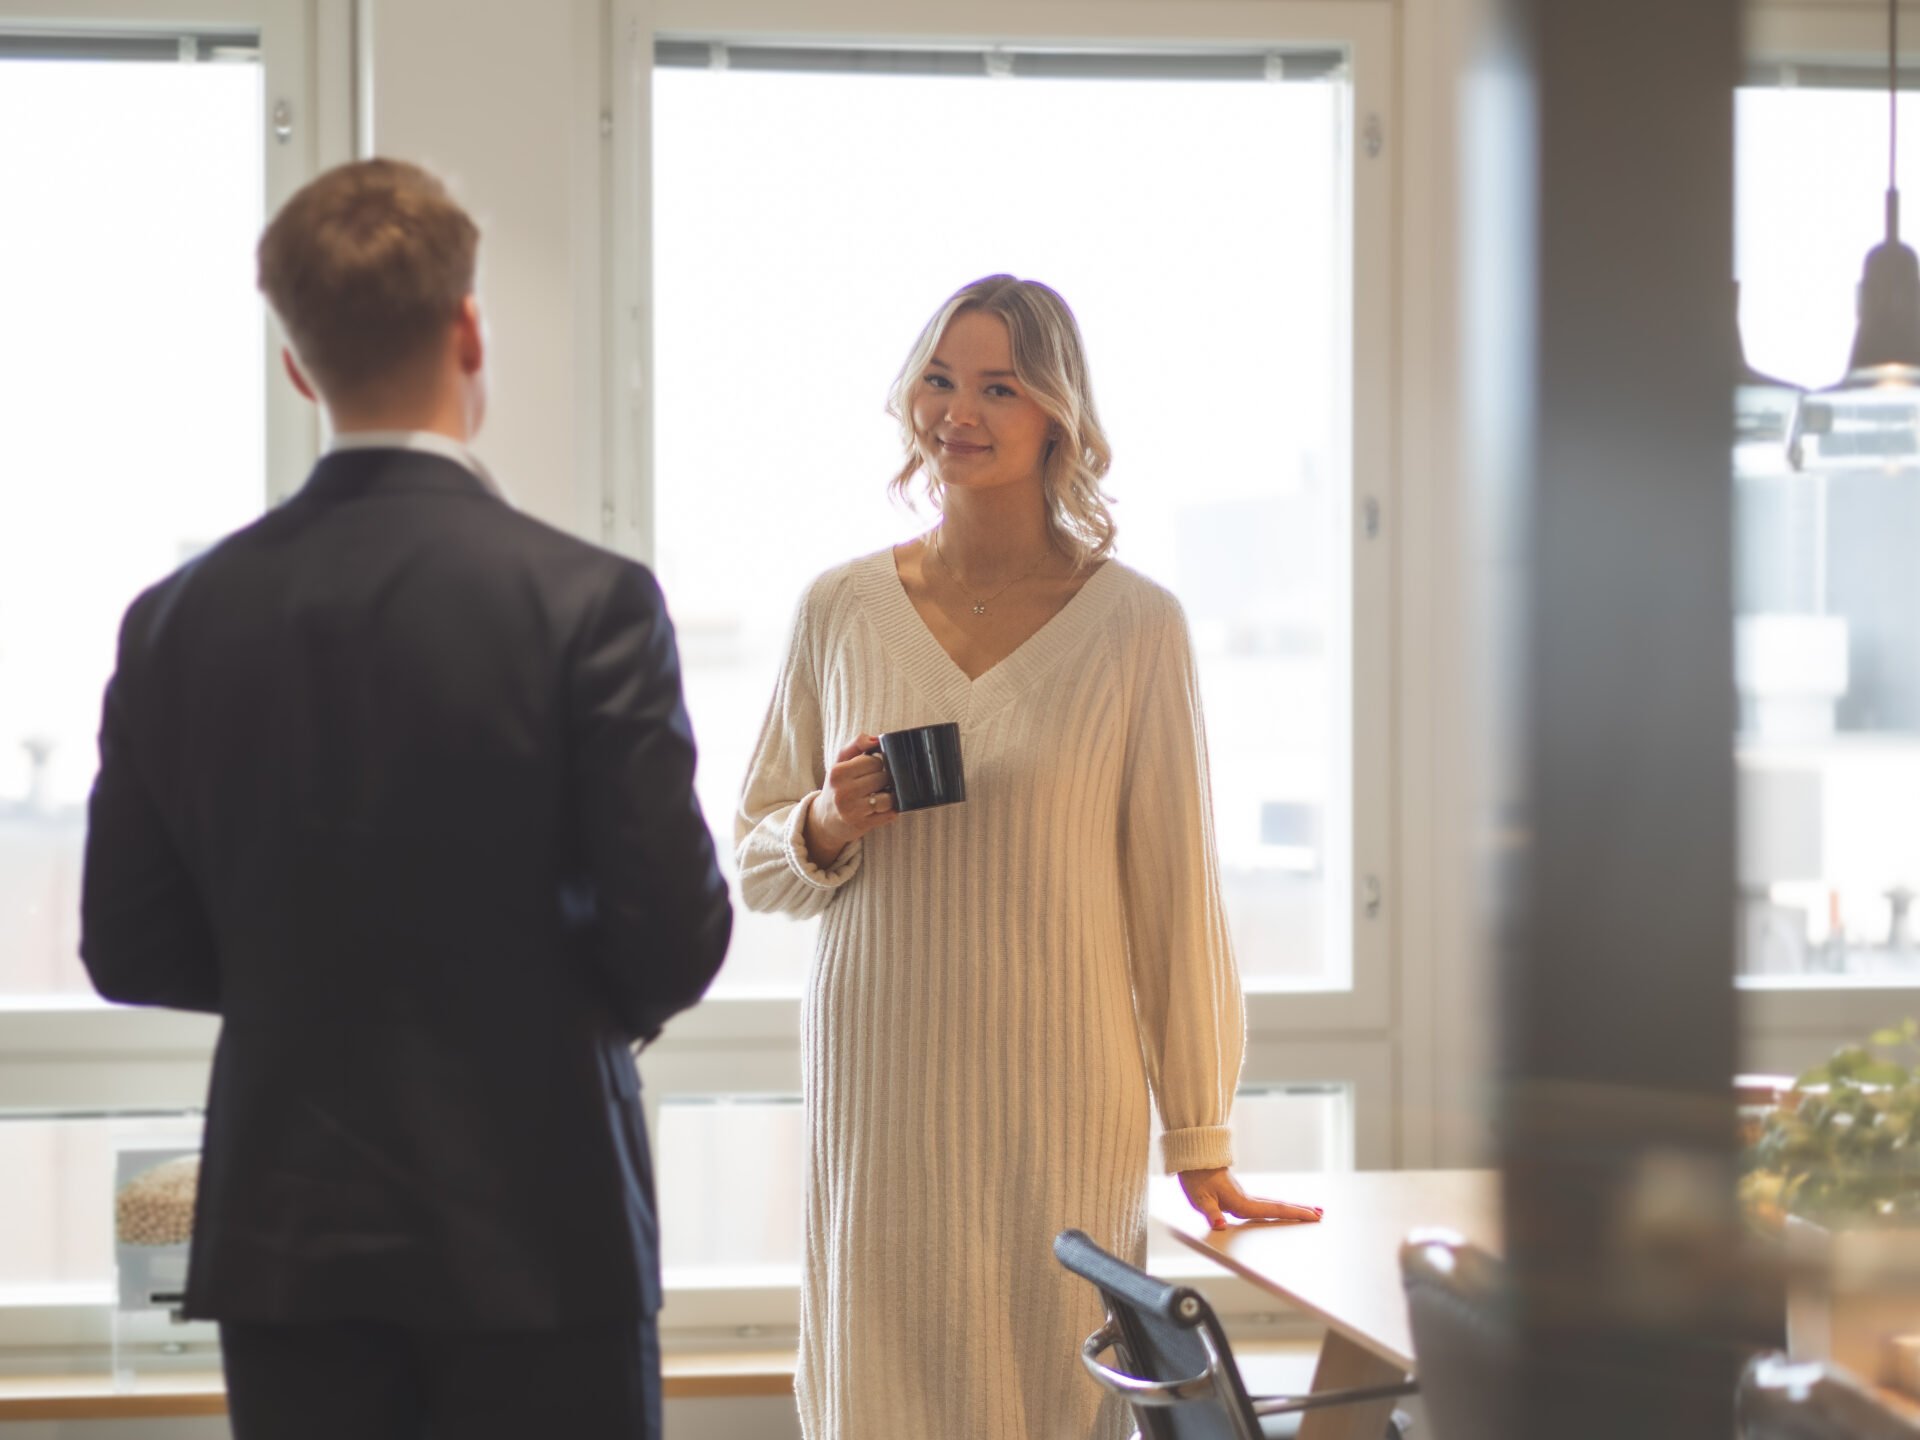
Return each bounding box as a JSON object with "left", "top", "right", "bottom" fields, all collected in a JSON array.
[{"left": 1151, "top": 1169, "right": 1500, "bottom": 1440}]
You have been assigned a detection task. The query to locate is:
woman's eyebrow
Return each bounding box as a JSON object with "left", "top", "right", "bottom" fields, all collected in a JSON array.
[{"left": 927, "top": 356, "right": 1016, "bottom": 379}]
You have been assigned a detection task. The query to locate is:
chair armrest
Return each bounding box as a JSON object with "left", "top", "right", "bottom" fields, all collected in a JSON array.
[
  {"left": 1079, "top": 1320, "right": 1218, "bottom": 1406},
  {"left": 1249, "top": 1380, "right": 1419, "bottom": 1418}
]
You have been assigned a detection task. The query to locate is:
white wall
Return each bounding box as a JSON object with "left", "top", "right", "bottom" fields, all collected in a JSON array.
[
  {"left": 365, "top": 0, "right": 609, "bottom": 538},
  {"left": 1379, "top": 0, "right": 1504, "bottom": 1170}
]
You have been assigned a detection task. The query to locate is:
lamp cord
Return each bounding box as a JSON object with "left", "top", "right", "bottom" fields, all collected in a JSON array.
[{"left": 1892, "top": 0, "right": 1901, "bottom": 239}]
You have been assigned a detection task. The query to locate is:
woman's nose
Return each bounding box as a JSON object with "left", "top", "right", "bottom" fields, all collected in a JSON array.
[{"left": 945, "top": 394, "right": 980, "bottom": 426}]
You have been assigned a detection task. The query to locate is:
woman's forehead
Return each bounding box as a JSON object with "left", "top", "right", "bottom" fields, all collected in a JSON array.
[{"left": 932, "top": 309, "right": 1014, "bottom": 369}]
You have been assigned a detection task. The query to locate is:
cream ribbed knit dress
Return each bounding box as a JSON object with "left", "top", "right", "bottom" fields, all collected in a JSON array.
[{"left": 737, "top": 549, "right": 1245, "bottom": 1440}]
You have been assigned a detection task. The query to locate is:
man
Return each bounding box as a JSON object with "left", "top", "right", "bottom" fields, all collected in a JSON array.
[{"left": 79, "top": 158, "right": 731, "bottom": 1439}]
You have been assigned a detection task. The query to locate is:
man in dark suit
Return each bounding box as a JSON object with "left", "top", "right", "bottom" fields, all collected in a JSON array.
[{"left": 79, "top": 158, "right": 731, "bottom": 1440}]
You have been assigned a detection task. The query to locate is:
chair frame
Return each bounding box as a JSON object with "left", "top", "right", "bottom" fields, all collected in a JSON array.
[{"left": 1077, "top": 1298, "right": 1417, "bottom": 1440}]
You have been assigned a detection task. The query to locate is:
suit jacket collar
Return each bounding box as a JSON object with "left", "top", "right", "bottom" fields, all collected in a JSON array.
[{"left": 292, "top": 447, "right": 502, "bottom": 508}]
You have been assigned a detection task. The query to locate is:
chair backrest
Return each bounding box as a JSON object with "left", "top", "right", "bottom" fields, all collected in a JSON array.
[
  {"left": 1739, "top": 1353, "right": 1920, "bottom": 1440},
  {"left": 1053, "top": 1228, "right": 1261, "bottom": 1440},
  {"left": 1399, "top": 1228, "right": 1517, "bottom": 1440}
]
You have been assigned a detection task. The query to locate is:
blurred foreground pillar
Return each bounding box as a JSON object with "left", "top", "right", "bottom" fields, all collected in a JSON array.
[{"left": 1465, "top": 0, "right": 1750, "bottom": 1434}]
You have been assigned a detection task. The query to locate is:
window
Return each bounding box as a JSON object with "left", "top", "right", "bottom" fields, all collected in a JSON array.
[
  {"left": 1734, "top": 78, "right": 1920, "bottom": 988},
  {"left": 0, "top": 0, "right": 330, "bottom": 1359},
  {"left": 0, "top": 37, "right": 268, "bottom": 1000},
  {"left": 653, "top": 48, "right": 1360, "bottom": 997},
  {"left": 640, "top": 4, "right": 1397, "bottom": 1322}
]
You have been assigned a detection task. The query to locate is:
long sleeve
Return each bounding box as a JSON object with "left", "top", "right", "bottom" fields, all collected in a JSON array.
[
  {"left": 80, "top": 606, "right": 222, "bottom": 1014},
  {"left": 1118, "top": 596, "right": 1245, "bottom": 1175},
  {"left": 736, "top": 584, "right": 864, "bottom": 917},
  {"left": 569, "top": 560, "right": 733, "bottom": 1043}
]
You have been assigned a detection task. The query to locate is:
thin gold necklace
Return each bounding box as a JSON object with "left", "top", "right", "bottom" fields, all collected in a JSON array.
[{"left": 930, "top": 529, "right": 1053, "bottom": 617}]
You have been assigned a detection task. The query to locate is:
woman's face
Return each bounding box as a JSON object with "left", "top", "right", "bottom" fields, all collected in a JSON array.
[{"left": 910, "top": 309, "right": 1055, "bottom": 497}]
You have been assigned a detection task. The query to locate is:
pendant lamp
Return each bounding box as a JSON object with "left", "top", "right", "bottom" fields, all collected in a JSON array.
[{"left": 1788, "top": 0, "right": 1920, "bottom": 471}]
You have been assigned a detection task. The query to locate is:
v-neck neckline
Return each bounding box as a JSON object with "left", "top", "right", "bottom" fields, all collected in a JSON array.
[{"left": 852, "top": 546, "right": 1123, "bottom": 726}]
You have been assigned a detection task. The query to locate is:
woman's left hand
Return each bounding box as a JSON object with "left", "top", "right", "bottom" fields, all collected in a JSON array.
[{"left": 1177, "top": 1168, "right": 1323, "bottom": 1230}]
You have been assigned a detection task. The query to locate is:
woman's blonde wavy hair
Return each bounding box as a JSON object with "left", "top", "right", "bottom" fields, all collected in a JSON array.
[{"left": 885, "top": 275, "right": 1116, "bottom": 565}]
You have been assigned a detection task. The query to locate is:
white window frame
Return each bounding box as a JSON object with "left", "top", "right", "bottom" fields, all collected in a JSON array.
[
  {"left": 0, "top": 0, "right": 351, "bottom": 1355},
  {"left": 1733, "top": 0, "right": 1920, "bottom": 1077},
  {"left": 623, "top": 0, "right": 1398, "bottom": 1333},
  {"left": 0, "top": 0, "right": 1401, "bottom": 1352}
]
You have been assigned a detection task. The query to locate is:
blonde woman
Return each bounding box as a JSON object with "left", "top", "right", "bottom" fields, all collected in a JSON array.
[{"left": 737, "top": 275, "right": 1317, "bottom": 1440}]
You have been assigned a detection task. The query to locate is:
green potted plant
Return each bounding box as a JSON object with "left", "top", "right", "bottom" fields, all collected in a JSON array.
[
  {"left": 1742, "top": 1021, "right": 1920, "bottom": 1229},
  {"left": 1742, "top": 1020, "right": 1920, "bottom": 1386}
]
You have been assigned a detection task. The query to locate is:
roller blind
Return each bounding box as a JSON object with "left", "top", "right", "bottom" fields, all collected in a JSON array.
[
  {"left": 654, "top": 39, "right": 1347, "bottom": 83},
  {"left": 0, "top": 31, "right": 258, "bottom": 63}
]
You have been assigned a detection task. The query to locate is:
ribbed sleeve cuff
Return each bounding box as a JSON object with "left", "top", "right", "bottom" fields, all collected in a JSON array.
[
  {"left": 1160, "top": 1125, "right": 1234, "bottom": 1175},
  {"left": 783, "top": 792, "right": 863, "bottom": 891}
]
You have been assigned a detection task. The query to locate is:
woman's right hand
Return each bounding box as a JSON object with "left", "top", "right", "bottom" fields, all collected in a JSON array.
[{"left": 803, "top": 735, "right": 899, "bottom": 868}]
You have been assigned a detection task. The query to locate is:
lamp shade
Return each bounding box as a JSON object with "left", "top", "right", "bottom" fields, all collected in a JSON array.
[
  {"left": 1846, "top": 226, "right": 1920, "bottom": 374},
  {"left": 1788, "top": 229, "right": 1920, "bottom": 470},
  {"left": 1788, "top": 20, "right": 1920, "bottom": 476}
]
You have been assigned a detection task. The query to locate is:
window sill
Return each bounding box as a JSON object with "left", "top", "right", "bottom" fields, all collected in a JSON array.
[
  {"left": 0, "top": 1333, "right": 1329, "bottom": 1420},
  {"left": 0, "top": 1349, "right": 803, "bottom": 1421}
]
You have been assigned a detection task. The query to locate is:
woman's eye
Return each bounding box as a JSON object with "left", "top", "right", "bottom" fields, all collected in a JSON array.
[
  {"left": 987, "top": 384, "right": 1016, "bottom": 398},
  {"left": 924, "top": 373, "right": 952, "bottom": 389}
]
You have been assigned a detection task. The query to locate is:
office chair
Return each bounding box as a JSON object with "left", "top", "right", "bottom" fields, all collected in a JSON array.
[
  {"left": 1398, "top": 1229, "right": 1516, "bottom": 1440},
  {"left": 1738, "top": 1353, "right": 1920, "bottom": 1440},
  {"left": 1054, "top": 1228, "right": 1414, "bottom": 1440}
]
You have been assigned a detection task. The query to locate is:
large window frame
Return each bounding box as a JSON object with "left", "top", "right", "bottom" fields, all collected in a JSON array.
[
  {"left": 0, "top": 0, "right": 1400, "bottom": 1353},
  {"left": 0, "top": 0, "right": 349, "bottom": 1356},
  {"left": 623, "top": 0, "right": 1398, "bottom": 1332},
  {"left": 1734, "top": 0, "right": 1920, "bottom": 1077}
]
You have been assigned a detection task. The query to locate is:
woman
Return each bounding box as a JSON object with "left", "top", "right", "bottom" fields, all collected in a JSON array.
[{"left": 737, "top": 275, "right": 1318, "bottom": 1440}]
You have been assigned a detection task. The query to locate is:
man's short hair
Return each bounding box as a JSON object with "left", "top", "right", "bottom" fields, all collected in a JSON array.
[{"left": 257, "top": 158, "right": 478, "bottom": 404}]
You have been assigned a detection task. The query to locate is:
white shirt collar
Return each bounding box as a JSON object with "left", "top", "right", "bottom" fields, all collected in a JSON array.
[{"left": 325, "top": 429, "right": 507, "bottom": 502}]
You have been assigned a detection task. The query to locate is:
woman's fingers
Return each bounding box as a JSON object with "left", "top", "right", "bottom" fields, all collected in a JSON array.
[
  {"left": 1179, "top": 1168, "right": 1323, "bottom": 1228},
  {"left": 828, "top": 750, "right": 887, "bottom": 786},
  {"left": 1193, "top": 1190, "right": 1228, "bottom": 1231},
  {"left": 820, "top": 736, "right": 901, "bottom": 839},
  {"left": 1217, "top": 1173, "right": 1321, "bottom": 1223},
  {"left": 832, "top": 734, "right": 879, "bottom": 764},
  {"left": 1225, "top": 1193, "right": 1323, "bottom": 1224},
  {"left": 832, "top": 758, "right": 889, "bottom": 807}
]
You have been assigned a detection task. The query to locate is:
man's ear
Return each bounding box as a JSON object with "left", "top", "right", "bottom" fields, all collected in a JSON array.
[
  {"left": 455, "top": 295, "right": 484, "bottom": 376},
  {"left": 281, "top": 347, "right": 318, "bottom": 403}
]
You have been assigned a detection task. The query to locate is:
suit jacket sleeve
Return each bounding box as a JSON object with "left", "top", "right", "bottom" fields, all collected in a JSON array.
[
  {"left": 80, "top": 603, "right": 222, "bottom": 1013},
  {"left": 570, "top": 560, "right": 732, "bottom": 1043}
]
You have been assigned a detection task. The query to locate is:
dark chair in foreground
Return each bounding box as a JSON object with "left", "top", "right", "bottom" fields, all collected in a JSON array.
[
  {"left": 1398, "top": 1229, "right": 1515, "bottom": 1440},
  {"left": 1054, "top": 1228, "right": 1414, "bottom": 1440},
  {"left": 1738, "top": 1353, "right": 1920, "bottom": 1440}
]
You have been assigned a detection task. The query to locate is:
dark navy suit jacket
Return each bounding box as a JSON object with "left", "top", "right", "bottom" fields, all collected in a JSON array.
[{"left": 80, "top": 447, "right": 732, "bottom": 1328}]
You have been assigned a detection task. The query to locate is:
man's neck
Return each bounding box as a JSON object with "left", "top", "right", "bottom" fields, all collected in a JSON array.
[
  {"left": 323, "top": 384, "right": 471, "bottom": 444},
  {"left": 329, "top": 418, "right": 471, "bottom": 446},
  {"left": 326, "top": 410, "right": 471, "bottom": 444}
]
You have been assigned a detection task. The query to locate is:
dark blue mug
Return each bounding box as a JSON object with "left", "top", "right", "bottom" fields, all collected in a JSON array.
[{"left": 875, "top": 722, "right": 966, "bottom": 812}]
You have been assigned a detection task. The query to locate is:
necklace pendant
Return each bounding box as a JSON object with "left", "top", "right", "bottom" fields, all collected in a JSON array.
[{"left": 971, "top": 603, "right": 988, "bottom": 616}]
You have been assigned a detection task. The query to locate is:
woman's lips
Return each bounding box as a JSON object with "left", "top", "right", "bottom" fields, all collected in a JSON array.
[{"left": 940, "top": 440, "right": 989, "bottom": 455}]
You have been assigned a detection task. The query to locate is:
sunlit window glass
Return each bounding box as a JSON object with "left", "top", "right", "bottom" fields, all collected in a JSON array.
[
  {"left": 1736, "top": 85, "right": 1920, "bottom": 982},
  {"left": 653, "top": 57, "right": 1354, "bottom": 997},
  {"left": 0, "top": 51, "right": 266, "bottom": 998}
]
